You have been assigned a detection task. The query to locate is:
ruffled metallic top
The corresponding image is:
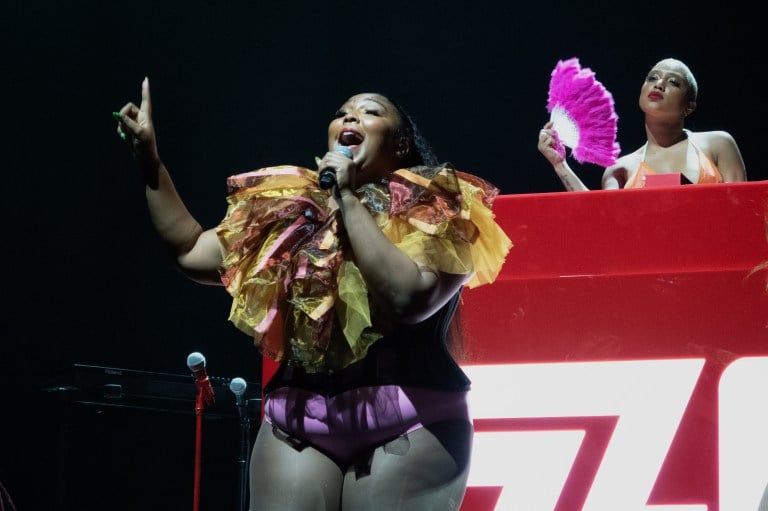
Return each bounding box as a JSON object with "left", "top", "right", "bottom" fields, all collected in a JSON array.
[{"left": 216, "top": 163, "right": 511, "bottom": 373}]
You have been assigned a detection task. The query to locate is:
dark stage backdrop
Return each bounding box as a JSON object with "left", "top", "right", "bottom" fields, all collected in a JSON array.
[{"left": 2, "top": 1, "right": 764, "bottom": 509}]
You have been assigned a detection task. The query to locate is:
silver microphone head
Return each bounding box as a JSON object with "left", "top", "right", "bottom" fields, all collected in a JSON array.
[
  {"left": 335, "top": 145, "right": 353, "bottom": 159},
  {"left": 229, "top": 377, "right": 247, "bottom": 397},
  {"left": 186, "top": 352, "right": 206, "bottom": 371}
]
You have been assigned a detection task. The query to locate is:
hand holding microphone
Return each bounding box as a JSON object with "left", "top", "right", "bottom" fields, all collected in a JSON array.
[{"left": 318, "top": 144, "right": 354, "bottom": 190}]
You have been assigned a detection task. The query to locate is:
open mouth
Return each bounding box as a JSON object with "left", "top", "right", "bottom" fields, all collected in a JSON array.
[{"left": 339, "top": 129, "right": 364, "bottom": 146}]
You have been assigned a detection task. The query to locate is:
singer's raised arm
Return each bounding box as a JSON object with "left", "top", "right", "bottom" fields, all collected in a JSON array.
[{"left": 114, "top": 78, "right": 224, "bottom": 285}]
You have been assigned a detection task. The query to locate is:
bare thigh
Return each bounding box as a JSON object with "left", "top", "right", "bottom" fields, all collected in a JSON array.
[
  {"left": 249, "top": 421, "right": 344, "bottom": 511},
  {"left": 341, "top": 419, "right": 473, "bottom": 511}
]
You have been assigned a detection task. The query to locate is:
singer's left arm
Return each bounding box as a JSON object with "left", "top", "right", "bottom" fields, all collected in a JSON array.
[{"left": 336, "top": 187, "right": 468, "bottom": 325}]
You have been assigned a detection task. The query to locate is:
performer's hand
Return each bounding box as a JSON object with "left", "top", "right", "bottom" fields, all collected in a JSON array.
[
  {"left": 113, "top": 77, "right": 160, "bottom": 171},
  {"left": 537, "top": 121, "right": 565, "bottom": 166},
  {"left": 317, "top": 148, "right": 356, "bottom": 191}
]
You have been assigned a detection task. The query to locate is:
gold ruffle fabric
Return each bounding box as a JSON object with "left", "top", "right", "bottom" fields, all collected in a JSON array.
[{"left": 216, "top": 164, "right": 512, "bottom": 372}]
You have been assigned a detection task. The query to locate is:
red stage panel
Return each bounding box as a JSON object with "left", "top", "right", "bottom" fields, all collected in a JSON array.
[{"left": 459, "top": 182, "right": 768, "bottom": 511}]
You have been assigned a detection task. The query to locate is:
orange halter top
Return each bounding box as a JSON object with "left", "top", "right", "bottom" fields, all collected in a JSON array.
[{"left": 624, "top": 135, "right": 722, "bottom": 189}]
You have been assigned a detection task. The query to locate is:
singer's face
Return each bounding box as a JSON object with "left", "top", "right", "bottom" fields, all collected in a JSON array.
[{"left": 328, "top": 93, "right": 404, "bottom": 185}]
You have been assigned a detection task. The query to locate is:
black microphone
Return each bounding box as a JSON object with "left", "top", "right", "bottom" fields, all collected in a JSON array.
[
  {"left": 318, "top": 145, "right": 353, "bottom": 190},
  {"left": 187, "top": 351, "right": 215, "bottom": 405},
  {"left": 228, "top": 377, "right": 247, "bottom": 418}
]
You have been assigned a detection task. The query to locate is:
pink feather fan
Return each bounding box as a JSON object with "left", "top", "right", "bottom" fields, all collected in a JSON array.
[{"left": 547, "top": 57, "right": 621, "bottom": 167}]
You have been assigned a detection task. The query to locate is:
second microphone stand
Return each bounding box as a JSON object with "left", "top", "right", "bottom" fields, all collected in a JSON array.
[
  {"left": 236, "top": 400, "right": 251, "bottom": 511},
  {"left": 229, "top": 377, "right": 252, "bottom": 511}
]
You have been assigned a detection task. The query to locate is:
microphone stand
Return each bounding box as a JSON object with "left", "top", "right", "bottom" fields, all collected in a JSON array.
[
  {"left": 236, "top": 400, "right": 251, "bottom": 511},
  {"left": 192, "top": 376, "right": 215, "bottom": 511},
  {"left": 193, "top": 390, "right": 204, "bottom": 511},
  {"left": 229, "top": 377, "right": 250, "bottom": 511}
]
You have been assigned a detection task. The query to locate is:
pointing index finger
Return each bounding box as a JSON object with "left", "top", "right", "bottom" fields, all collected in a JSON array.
[{"left": 141, "top": 77, "right": 152, "bottom": 118}]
